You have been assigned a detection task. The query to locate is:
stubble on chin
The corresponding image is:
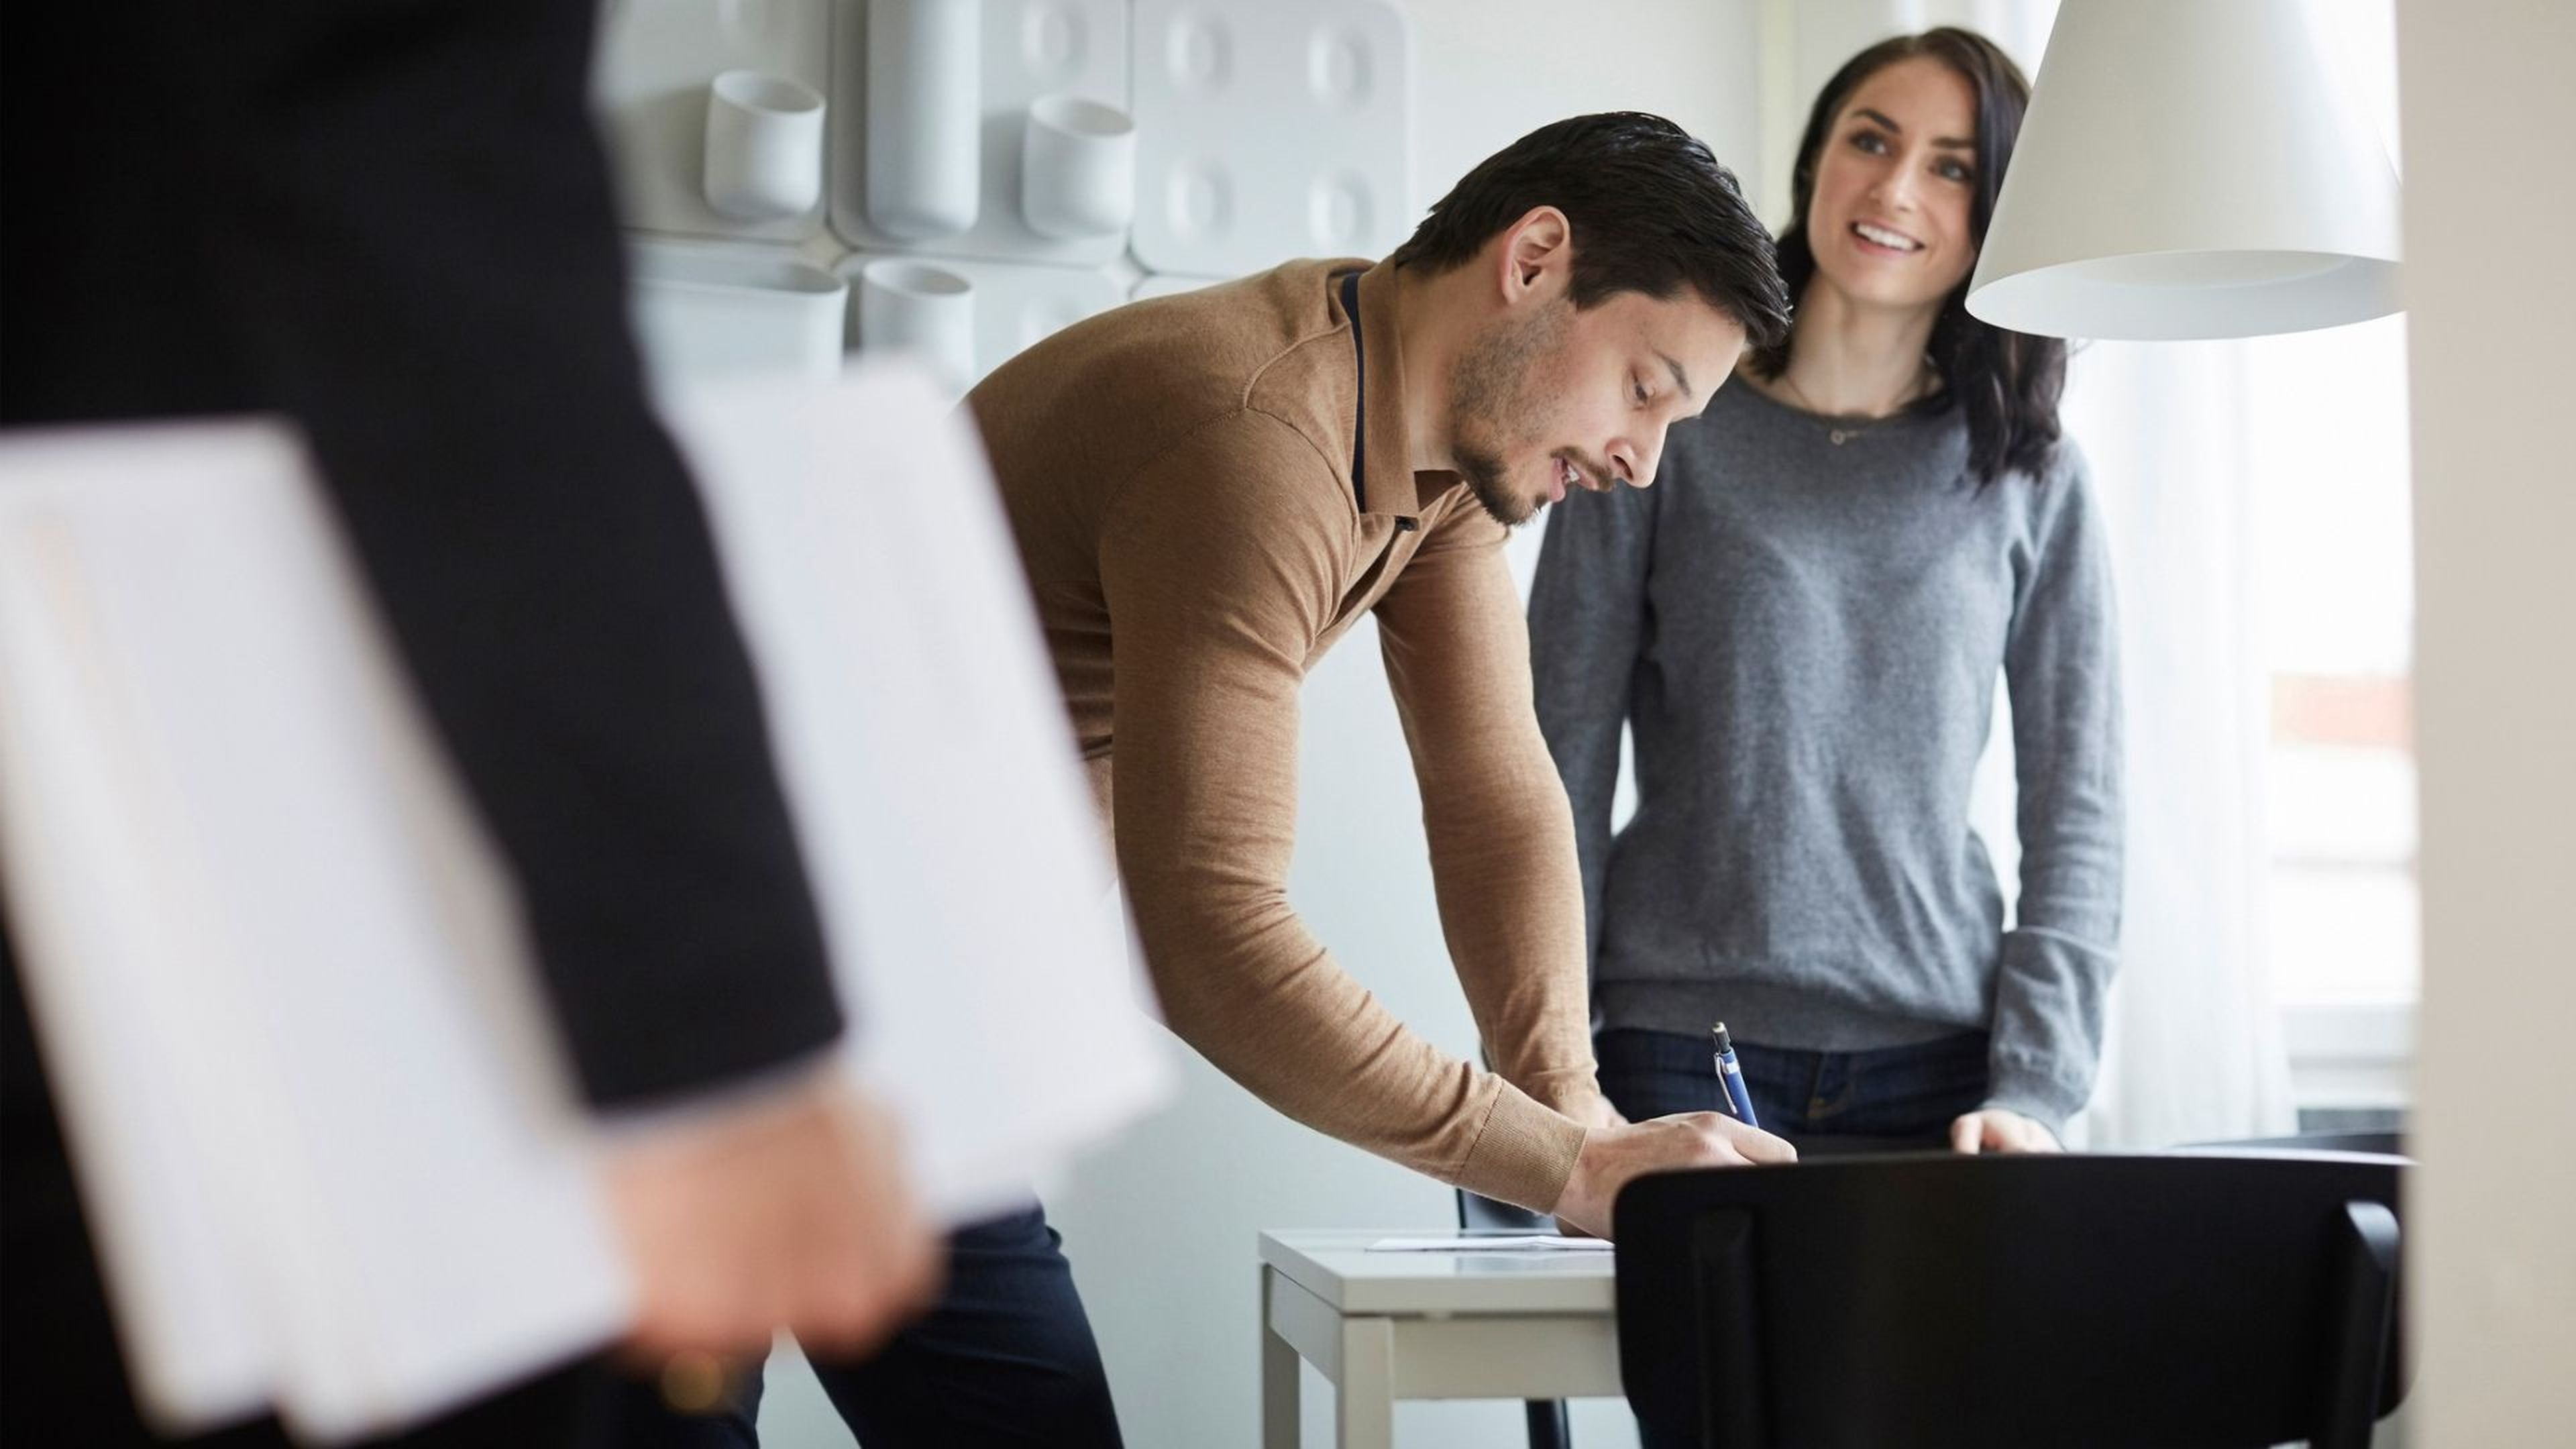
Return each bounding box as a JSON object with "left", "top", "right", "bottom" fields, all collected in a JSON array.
[
  {"left": 1456, "top": 443, "right": 1537, "bottom": 529},
  {"left": 1448, "top": 304, "right": 1564, "bottom": 531}
]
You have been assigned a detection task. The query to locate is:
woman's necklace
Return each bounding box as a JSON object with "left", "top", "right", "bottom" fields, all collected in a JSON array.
[{"left": 1778, "top": 360, "right": 1935, "bottom": 446}]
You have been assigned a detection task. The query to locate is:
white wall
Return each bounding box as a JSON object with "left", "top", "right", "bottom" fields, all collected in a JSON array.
[
  {"left": 1043, "top": 6, "right": 1762, "bottom": 1448},
  {"left": 2394, "top": 0, "right": 2576, "bottom": 1440}
]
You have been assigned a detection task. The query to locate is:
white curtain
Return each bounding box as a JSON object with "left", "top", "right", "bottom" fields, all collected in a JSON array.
[
  {"left": 1784, "top": 0, "right": 2300, "bottom": 1146},
  {"left": 2053, "top": 340, "right": 2298, "bottom": 1146}
]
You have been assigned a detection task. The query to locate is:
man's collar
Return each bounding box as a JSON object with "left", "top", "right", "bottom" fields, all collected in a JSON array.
[{"left": 1348, "top": 263, "right": 1454, "bottom": 519}]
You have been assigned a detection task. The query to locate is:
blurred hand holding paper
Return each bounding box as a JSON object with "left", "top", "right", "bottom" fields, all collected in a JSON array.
[{"left": 0, "top": 364, "right": 1166, "bottom": 1443}]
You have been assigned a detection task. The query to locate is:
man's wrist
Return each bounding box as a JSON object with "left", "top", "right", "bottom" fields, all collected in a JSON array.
[
  {"left": 594, "top": 1050, "right": 844, "bottom": 1146},
  {"left": 1511, "top": 1064, "right": 1607, "bottom": 1114},
  {"left": 1459, "top": 1085, "right": 1591, "bottom": 1215}
]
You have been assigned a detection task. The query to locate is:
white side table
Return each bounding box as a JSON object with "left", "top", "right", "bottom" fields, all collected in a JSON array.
[{"left": 1257, "top": 1230, "right": 1621, "bottom": 1449}]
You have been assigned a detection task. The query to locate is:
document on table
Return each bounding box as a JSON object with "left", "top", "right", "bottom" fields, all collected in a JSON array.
[
  {"left": 1368, "top": 1236, "right": 1615, "bottom": 1252},
  {"left": 0, "top": 364, "right": 1169, "bottom": 1444}
]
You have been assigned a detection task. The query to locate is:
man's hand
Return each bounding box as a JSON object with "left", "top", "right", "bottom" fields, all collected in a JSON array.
[
  {"left": 1550, "top": 1112, "right": 1796, "bottom": 1238},
  {"left": 604, "top": 1075, "right": 942, "bottom": 1372},
  {"left": 1948, "top": 1108, "right": 2061, "bottom": 1155},
  {"left": 1548, "top": 1094, "right": 1629, "bottom": 1236},
  {"left": 1566, "top": 1093, "right": 1627, "bottom": 1133}
]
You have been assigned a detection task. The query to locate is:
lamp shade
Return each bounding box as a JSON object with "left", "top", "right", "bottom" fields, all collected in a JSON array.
[{"left": 1966, "top": 0, "right": 2402, "bottom": 340}]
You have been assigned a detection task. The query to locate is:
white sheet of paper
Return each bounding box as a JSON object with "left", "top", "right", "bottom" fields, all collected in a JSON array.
[
  {"left": 0, "top": 364, "right": 1167, "bottom": 1442},
  {"left": 1365, "top": 1236, "right": 1615, "bottom": 1252}
]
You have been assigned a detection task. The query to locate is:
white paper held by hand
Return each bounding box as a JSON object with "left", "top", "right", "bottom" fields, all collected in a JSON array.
[{"left": 0, "top": 364, "right": 1166, "bottom": 1442}]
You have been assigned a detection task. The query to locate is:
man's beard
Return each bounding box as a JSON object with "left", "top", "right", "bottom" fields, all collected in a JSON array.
[{"left": 1448, "top": 301, "right": 1568, "bottom": 529}]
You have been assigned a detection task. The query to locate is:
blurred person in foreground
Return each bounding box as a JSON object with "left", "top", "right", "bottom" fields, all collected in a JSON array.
[{"left": 1, "top": 2, "right": 937, "bottom": 1444}]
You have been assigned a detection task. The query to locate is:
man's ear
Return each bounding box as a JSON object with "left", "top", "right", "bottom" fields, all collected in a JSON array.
[{"left": 1494, "top": 205, "right": 1572, "bottom": 306}]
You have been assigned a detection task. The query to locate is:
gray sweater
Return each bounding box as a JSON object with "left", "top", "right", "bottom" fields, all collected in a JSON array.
[{"left": 1528, "top": 380, "right": 2123, "bottom": 1132}]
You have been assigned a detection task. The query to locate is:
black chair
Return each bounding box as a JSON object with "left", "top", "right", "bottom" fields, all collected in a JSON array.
[
  {"left": 1457, "top": 1187, "right": 1576, "bottom": 1449},
  {"left": 1614, "top": 1152, "right": 2406, "bottom": 1448}
]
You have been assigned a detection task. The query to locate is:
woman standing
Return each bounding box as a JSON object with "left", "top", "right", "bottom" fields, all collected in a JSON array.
[{"left": 1532, "top": 28, "right": 2120, "bottom": 1155}]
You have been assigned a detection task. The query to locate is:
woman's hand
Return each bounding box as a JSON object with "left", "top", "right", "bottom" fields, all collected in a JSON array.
[{"left": 1948, "top": 1108, "right": 2061, "bottom": 1155}]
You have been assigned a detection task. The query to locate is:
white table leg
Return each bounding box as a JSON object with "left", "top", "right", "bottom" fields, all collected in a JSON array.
[
  {"left": 1261, "top": 1269, "right": 1301, "bottom": 1449},
  {"left": 1334, "top": 1316, "right": 1395, "bottom": 1449}
]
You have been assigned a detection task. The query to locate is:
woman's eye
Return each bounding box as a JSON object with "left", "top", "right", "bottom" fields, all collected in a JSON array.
[
  {"left": 1851, "top": 131, "right": 1888, "bottom": 154},
  {"left": 1633, "top": 378, "right": 1651, "bottom": 406},
  {"left": 1938, "top": 160, "right": 1975, "bottom": 183}
]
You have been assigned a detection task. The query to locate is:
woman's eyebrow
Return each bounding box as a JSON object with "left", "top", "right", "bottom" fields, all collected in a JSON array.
[{"left": 1854, "top": 106, "right": 1974, "bottom": 149}]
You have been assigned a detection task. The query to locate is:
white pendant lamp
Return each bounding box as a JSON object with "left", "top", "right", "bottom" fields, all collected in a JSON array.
[{"left": 1966, "top": 0, "right": 2402, "bottom": 340}]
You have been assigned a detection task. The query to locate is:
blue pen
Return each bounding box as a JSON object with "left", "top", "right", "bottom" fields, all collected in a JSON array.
[{"left": 1711, "top": 1021, "right": 1760, "bottom": 1130}]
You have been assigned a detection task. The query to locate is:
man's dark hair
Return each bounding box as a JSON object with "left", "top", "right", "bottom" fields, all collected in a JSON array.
[{"left": 1386, "top": 112, "right": 1790, "bottom": 350}]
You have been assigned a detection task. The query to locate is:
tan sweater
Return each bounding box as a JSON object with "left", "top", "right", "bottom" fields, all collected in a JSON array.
[{"left": 966, "top": 258, "right": 1599, "bottom": 1212}]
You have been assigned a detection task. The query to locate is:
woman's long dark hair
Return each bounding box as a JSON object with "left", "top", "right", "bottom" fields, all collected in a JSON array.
[{"left": 1750, "top": 27, "right": 2067, "bottom": 485}]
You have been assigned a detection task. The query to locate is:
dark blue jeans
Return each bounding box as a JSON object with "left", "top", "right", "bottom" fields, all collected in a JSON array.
[
  {"left": 1594, "top": 1027, "right": 1992, "bottom": 1152},
  {"left": 1595, "top": 1028, "right": 1990, "bottom": 1449},
  {"left": 590, "top": 1202, "right": 1122, "bottom": 1448}
]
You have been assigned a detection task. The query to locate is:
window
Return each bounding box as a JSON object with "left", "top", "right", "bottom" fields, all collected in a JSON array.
[
  {"left": 2246, "top": 2, "right": 2416, "bottom": 1112},
  {"left": 2251, "top": 313, "right": 2417, "bottom": 1011},
  {"left": 2248, "top": 314, "right": 2418, "bottom": 1112}
]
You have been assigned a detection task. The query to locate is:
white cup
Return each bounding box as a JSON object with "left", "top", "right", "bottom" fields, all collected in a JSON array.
[
  {"left": 703, "top": 70, "right": 825, "bottom": 221},
  {"left": 1020, "top": 94, "right": 1136, "bottom": 241},
  {"left": 866, "top": 0, "right": 981, "bottom": 239},
  {"left": 857, "top": 260, "right": 976, "bottom": 391},
  {"left": 627, "top": 244, "right": 847, "bottom": 388}
]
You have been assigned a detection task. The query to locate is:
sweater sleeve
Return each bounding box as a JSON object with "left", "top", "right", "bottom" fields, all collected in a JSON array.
[
  {"left": 1525, "top": 468, "right": 1660, "bottom": 978},
  {"left": 1098, "top": 412, "right": 1587, "bottom": 1214},
  {"left": 1375, "top": 502, "right": 1604, "bottom": 1122},
  {"left": 1988, "top": 444, "right": 2126, "bottom": 1134}
]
